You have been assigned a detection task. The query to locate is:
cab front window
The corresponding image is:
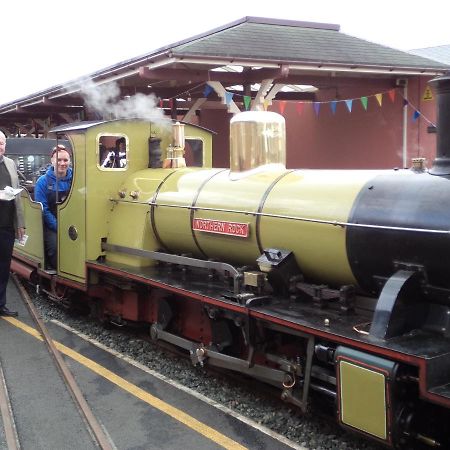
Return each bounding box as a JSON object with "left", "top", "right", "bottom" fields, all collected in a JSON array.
[{"left": 98, "top": 135, "right": 128, "bottom": 169}]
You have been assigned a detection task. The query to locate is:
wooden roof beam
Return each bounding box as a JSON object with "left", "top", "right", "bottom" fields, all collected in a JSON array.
[
  {"left": 277, "top": 75, "right": 396, "bottom": 89},
  {"left": 43, "top": 95, "right": 85, "bottom": 107},
  {"left": 138, "top": 65, "right": 290, "bottom": 84},
  {"left": 19, "top": 104, "right": 84, "bottom": 114},
  {"left": 183, "top": 98, "right": 208, "bottom": 123},
  {"left": 206, "top": 81, "right": 240, "bottom": 114},
  {"left": 140, "top": 66, "right": 243, "bottom": 83},
  {"left": 265, "top": 84, "right": 285, "bottom": 104},
  {"left": 252, "top": 79, "right": 274, "bottom": 110}
]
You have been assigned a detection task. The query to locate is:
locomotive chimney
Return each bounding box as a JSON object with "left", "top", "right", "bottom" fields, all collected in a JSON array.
[{"left": 429, "top": 74, "right": 450, "bottom": 176}]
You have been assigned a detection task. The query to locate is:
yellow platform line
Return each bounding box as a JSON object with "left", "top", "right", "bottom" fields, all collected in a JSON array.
[{"left": 3, "top": 317, "right": 247, "bottom": 450}]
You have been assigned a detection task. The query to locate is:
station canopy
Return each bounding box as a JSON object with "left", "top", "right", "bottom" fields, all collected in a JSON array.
[{"left": 1, "top": 16, "right": 448, "bottom": 135}]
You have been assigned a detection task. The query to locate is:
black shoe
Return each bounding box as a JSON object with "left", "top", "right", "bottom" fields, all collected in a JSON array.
[{"left": 0, "top": 307, "right": 18, "bottom": 317}]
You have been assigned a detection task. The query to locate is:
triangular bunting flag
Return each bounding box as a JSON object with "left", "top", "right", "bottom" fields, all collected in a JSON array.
[
  {"left": 313, "top": 102, "right": 320, "bottom": 117},
  {"left": 360, "top": 97, "right": 368, "bottom": 111},
  {"left": 388, "top": 89, "right": 396, "bottom": 103},
  {"left": 243, "top": 95, "right": 251, "bottom": 110},
  {"left": 375, "top": 94, "right": 383, "bottom": 107},
  {"left": 413, "top": 110, "right": 421, "bottom": 122},
  {"left": 403, "top": 99, "right": 409, "bottom": 107},
  {"left": 345, "top": 100, "right": 353, "bottom": 112},
  {"left": 330, "top": 101, "right": 337, "bottom": 115},
  {"left": 203, "top": 84, "right": 213, "bottom": 97},
  {"left": 225, "top": 92, "right": 234, "bottom": 105},
  {"left": 279, "top": 100, "right": 287, "bottom": 115},
  {"left": 296, "top": 102, "right": 304, "bottom": 115}
]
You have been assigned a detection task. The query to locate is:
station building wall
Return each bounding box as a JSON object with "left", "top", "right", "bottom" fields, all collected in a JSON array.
[{"left": 200, "top": 76, "right": 438, "bottom": 171}]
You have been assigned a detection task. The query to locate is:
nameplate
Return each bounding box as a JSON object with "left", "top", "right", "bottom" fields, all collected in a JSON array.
[{"left": 193, "top": 218, "right": 249, "bottom": 238}]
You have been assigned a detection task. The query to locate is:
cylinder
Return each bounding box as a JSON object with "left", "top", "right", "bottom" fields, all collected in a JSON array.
[
  {"left": 230, "top": 111, "right": 286, "bottom": 172},
  {"left": 151, "top": 167, "right": 373, "bottom": 286},
  {"left": 150, "top": 164, "right": 450, "bottom": 293}
]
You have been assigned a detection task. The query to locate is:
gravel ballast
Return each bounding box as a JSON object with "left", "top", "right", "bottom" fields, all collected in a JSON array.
[{"left": 32, "top": 292, "right": 385, "bottom": 450}]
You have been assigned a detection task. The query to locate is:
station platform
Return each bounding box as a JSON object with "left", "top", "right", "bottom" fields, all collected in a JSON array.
[
  {"left": 0, "top": 280, "right": 304, "bottom": 450},
  {"left": 0, "top": 281, "right": 97, "bottom": 449}
]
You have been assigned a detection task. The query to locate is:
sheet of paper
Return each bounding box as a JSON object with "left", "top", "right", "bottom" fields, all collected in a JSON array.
[
  {"left": 14, "top": 234, "right": 28, "bottom": 246},
  {"left": 0, "top": 186, "right": 23, "bottom": 201}
]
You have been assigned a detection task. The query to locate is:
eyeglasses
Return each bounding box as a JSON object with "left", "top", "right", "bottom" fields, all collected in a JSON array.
[{"left": 57, "top": 159, "right": 69, "bottom": 162}]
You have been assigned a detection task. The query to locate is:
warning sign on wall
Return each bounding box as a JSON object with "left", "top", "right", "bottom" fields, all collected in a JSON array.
[{"left": 423, "top": 86, "right": 433, "bottom": 101}]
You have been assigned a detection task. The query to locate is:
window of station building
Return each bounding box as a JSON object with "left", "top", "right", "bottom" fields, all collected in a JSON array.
[
  {"left": 184, "top": 138, "right": 204, "bottom": 167},
  {"left": 98, "top": 135, "right": 128, "bottom": 170}
]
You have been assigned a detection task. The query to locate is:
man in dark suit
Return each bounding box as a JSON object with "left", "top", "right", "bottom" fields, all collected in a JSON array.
[{"left": 0, "top": 130, "right": 25, "bottom": 316}]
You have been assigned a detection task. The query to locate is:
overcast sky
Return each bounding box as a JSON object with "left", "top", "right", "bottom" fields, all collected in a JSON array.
[{"left": 2, "top": 0, "right": 448, "bottom": 105}]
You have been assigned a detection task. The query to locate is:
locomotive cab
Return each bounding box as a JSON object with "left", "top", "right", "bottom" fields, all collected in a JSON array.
[{"left": 13, "top": 118, "right": 214, "bottom": 282}]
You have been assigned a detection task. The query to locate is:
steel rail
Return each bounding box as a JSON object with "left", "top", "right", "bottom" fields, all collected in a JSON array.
[
  {"left": 12, "top": 274, "right": 114, "bottom": 450},
  {"left": 0, "top": 358, "right": 20, "bottom": 449}
]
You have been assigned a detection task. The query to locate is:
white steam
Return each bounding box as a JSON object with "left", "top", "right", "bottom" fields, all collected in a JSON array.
[{"left": 68, "top": 78, "right": 166, "bottom": 123}]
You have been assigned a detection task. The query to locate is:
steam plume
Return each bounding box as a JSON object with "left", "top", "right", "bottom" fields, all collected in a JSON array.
[{"left": 68, "top": 78, "right": 166, "bottom": 123}]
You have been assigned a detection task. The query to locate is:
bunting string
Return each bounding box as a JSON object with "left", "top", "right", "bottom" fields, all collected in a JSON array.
[
  {"left": 397, "top": 90, "right": 436, "bottom": 126},
  {"left": 162, "top": 82, "right": 436, "bottom": 127}
]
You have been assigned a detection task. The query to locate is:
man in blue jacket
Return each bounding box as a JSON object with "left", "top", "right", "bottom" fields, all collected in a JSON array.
[{"left": 35, "top": 144, "right": 72, "bottom": 269}]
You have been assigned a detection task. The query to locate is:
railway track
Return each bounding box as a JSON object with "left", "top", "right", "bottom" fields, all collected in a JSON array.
[
  {"left": 20, "top": 280, "right": 384, "bottom": 450},
  {"left": 0, "top": 275, "right": 114, "bottom": 450},
  {"left": 6, "top": 277, "right": 308, "bottom": 450},
  {"left": 0, "top": 357, "right": 19, "bottom": 450}
]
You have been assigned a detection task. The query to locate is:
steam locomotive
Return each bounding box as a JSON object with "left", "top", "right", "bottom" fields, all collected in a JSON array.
[{"left": 11, "top": 75, "right": 450, "bottom": 449}]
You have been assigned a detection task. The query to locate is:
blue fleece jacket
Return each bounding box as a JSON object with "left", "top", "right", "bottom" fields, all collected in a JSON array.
[{"left": 35, "top": 166, "right": 73, "bottom": 232}]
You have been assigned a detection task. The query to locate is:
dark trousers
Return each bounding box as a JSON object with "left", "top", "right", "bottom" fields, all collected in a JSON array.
[
  {"left": 44, "top": 228, "right": 57, "bottom": 269},
  {"left": 0, "top": 227, "right": 15, "bottom": 308}
]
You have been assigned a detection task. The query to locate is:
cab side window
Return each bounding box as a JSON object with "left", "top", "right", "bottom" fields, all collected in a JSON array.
[
  {"left": 98, "top": 135, "right": 128, "bottom": 169},
  {"left": 184, "top": 138, "right": 203, "bottom": 167}
]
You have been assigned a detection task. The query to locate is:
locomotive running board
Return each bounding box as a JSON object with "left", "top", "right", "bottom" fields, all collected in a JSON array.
[{"left": 102, "top": 243, "right": 242, "bottom": 294}]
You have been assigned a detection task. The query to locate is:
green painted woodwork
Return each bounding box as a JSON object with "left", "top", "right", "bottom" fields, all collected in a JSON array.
[
  {"left": 17, "top": 118, "right": 214, "bottom": 278},
  {"left": 58, "top": 133, "right": 86, "bottom": 281},
  {"left": 336, "top": 346, "right": 397, "bottom": 442},
  {"left": 339, "top": 360, "right": 387, "bottom": 440},
  {"left": 83, "top": 120, "right": 213, "bottom": 269},
  {"left": 105, "top": 168, "right": 172, "bottom": 266},
  {"left": 13, "top": 190, "right": 45, "bottom": 266}
]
